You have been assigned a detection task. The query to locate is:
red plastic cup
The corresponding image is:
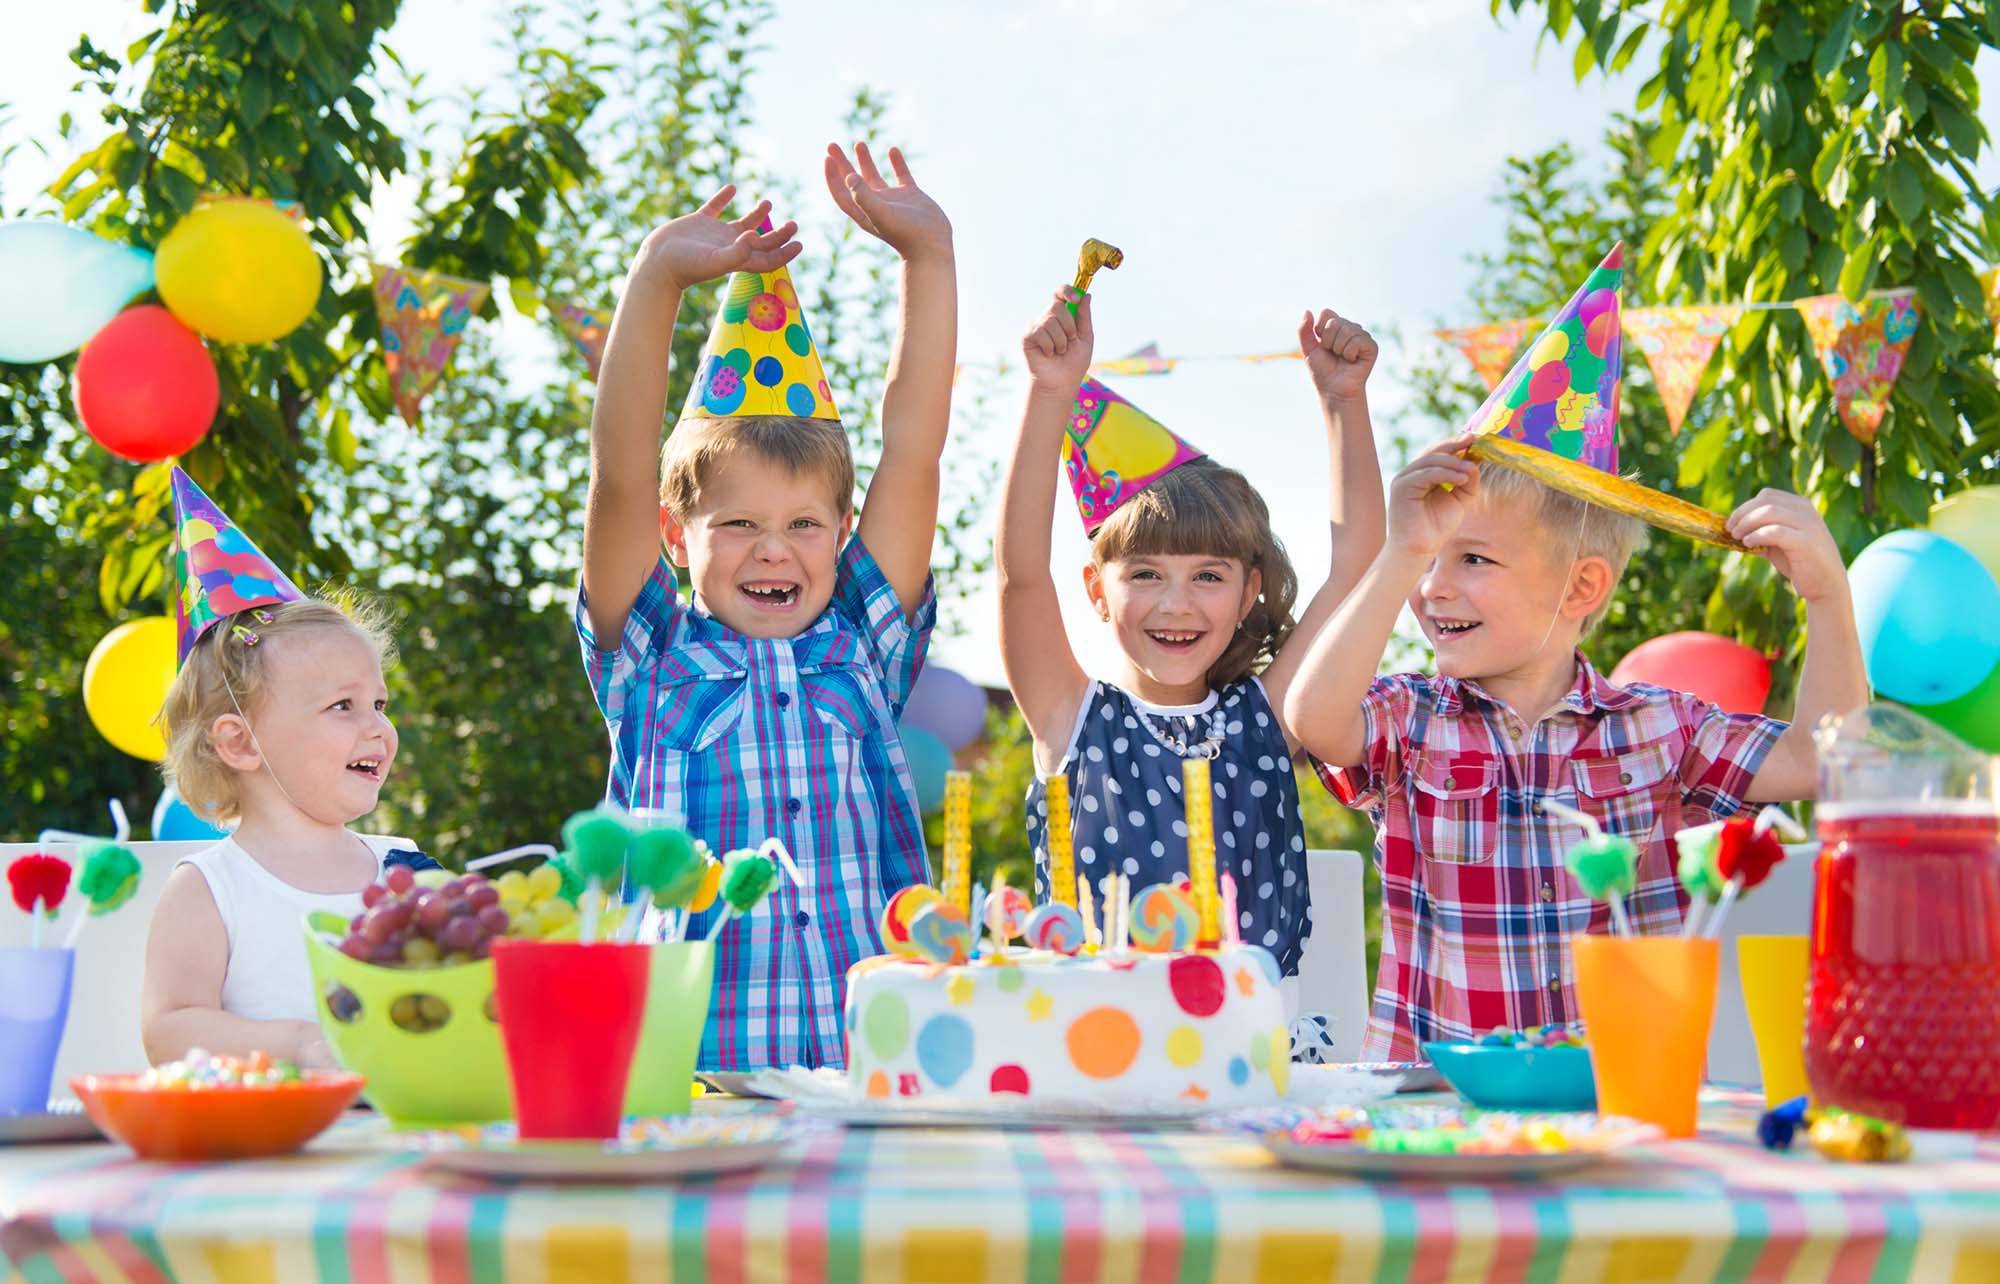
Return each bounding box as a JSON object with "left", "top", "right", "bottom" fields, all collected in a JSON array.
[{"left": 491, "top": 939, "right": 652, "bottom": 1140}]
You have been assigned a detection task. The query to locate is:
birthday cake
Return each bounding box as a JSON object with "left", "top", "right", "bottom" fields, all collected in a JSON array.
[{"left": 841, "top": 943, "right": 1289, "bottom": 1109}]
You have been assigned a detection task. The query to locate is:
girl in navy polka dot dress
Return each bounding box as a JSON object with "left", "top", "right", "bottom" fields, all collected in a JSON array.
[{"left": 998, "top": 284, "right": 1385, "bottom": 974}]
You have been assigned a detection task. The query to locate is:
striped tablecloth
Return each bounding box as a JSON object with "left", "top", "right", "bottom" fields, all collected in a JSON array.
[{"left": 5, "top": 1091, "right": 1998, "bottom": 1284}]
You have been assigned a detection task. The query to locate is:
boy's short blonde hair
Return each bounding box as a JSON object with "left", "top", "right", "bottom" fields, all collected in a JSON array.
[
  {"left": 156, "top": 596, "right": 397, "bottom": 825},
  {"left": 659, "top": 415, "right": 855, "bottom": 519},
  {"left": 1475, "top": 460, "right": 1648, "bottom": 636}
]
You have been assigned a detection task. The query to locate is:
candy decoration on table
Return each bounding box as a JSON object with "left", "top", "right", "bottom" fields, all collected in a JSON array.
[
  {"left": 1808, "top": 1108, "right": 1911, "bottom": 1164},
  {"left": 1181, "top": 757, "right": 1221, "bottom": 946},
  {"left": 1702, "top": 806, "right": 1802, "bottom": 939},
  {"left": 702, "top": 847, "right": 783, "bottom": 943},
  {"left": 1068, "top": 237, "right": 1123, "bottom": 315},
  {"left": 7, "top": 852, "right": 71, "bottom": 948},
  {"left": 1674, "top": 821, "right": 1726, "bottom": 937},
  {"left": 142, "top": 1048, "right": 306, "bottom": 1090},
  {"left": 1127, "top": 882, "right": 1200, "bottom": 953},
  {"left": 170, "top": 466, "right": 306, "bottom": 664},
  {"left": 44, "top": 799, "right": 142, "bottom": 950},
  {"left": 562, "top": 808, "right": 632, "bottom": 943},
  {"left": 1041, "top": 773, "right": 1078, "bottom": 908},
  {"left": 1476, "top": 1023, "right": 1586, "bottom": 1049},
  {"left": 679, "top": 214, "right": 840, "bottom": 425},
  {"left": 983, "top": 881, "right": 1031, "bottom": 950},
  {"left": 623, "top": 823, "right": 706, "bottom": 944},
  {"left": 1065, "top": 377, "right": 1205, "bottom": 534},
  {"left": 1756, "top": 1095, "right": 1810, "bottom": 1151},
  {"left": 941, "top": 770, "right": 972, "bottom": 914},
  {"left": 906, "top": 902, "right": 973, "bottom": 966},
  {"left": 1077, "top": 873, "right": 1101, "bottom": 951},
  {"left": 1023, "top": 901, "right": 1085, "bottom": 955},
  {"left": 882, "top": 884, "right": 945, "bottom": 959},
  {"left": 1794, "top": 289, "right": 1920, "bottom": 445},
  {"left": 370, "top": 264, "right": 490, "bottom": 427},
  {"left": 1462, "top": 243, "right": 1743, "bottom": 550},
  {"left": 1541, "top": 800, "right": 1636, "bottom": 936}
]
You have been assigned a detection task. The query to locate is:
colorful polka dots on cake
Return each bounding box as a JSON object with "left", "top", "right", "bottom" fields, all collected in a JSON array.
[
  {"left": 1169, "top": 954, "right": 1226, "bottom": 1017},
  {"left": 915, "top": 1013, "right": 974, "bottom": 1089},
  {"left": 863, "top": 991, "right": 909, "bottom": 1060},
  {"left": 1166, "top": 1025, "right": 1203, "bottom": 1069},
  {"left": 1066, "top": 1007, "right": 1141, "bottom": 1080},
  {"left": 990, "top": 1064, "right": 1031, "bottom": 1095}
]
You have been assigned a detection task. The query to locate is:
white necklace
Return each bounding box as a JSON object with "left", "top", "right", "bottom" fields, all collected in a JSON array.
[{"left": 1134, "top": 705, "right": 1226, "bottom": 760}]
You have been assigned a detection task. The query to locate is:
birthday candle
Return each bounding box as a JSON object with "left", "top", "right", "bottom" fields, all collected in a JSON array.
[
  {"left": 1042, "top": 774, "right": 1078, "bottom": 908},
  {"left": 1182, "top": 757, "right": 1220, "bottom": 946},
  {"left": 942, "top": 770, "right": 973, "bottom": 914},
  {"left": 1221, "top": 871, "right": 1241, "bottom": 947},
  {"left": 1078, "top": 873, "right": 1101, "bottom": 950}
]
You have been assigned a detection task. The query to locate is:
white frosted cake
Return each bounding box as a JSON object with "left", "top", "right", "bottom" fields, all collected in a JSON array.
[{"left": 842, "top": 944, "right": 1290, "bottom": 1109}]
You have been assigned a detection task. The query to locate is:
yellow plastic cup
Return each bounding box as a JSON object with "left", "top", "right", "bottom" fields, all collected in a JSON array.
[
  {"left": 1737, "top": 934, "right": 1811, "bottom": 1109},
  {"left": 623, "top": 941, "right": 716, "bottom": 1117},
  {"left": 1573, "top": 935, "right": 1719, "bottom": 1139}
]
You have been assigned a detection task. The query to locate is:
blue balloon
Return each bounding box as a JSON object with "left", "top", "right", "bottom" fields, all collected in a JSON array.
[
  {"left": 897, "top": 724, "right": 953, "bottom": 814},
  {"left": 1849, "top": 529, "right": 2000, "bottom": 704},
  {"left": 151, "top": 785, "right": 227, "bottom": 842},
  {"left": 901, "top": 664, "right": 989, "bottom": 752},
  {"left": 0, "top": 222, "right": 155, "bottom": 364}
]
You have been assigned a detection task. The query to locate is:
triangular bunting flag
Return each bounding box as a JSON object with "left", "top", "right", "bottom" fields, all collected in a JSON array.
[
  {"left": 1622, "top": 305, "right": 1740, "bottom": 435},
  {"left": 1065, "top": 377, "right": 1205, "bottom": 533},
  {"left": 1090, "top": 342, "right": 1173, "bottom": 378},
  {"left": 1436, "top": 317, "right": 1538, "bottom": 390},
  {"left": 370, "top": 264, "right": 490, "bottom": 427},
  {"left": 169, "top": 467, "right": 304, "bottom": 664},
  {"left": 1983, "top": 268, "right": 1999, "bottom": 343},
  {"left": 1794, "top": 289, "right": 1920, "bottom": 445},
  {"left": 554, "top": 301, "right": 611, "bottom": 381}
]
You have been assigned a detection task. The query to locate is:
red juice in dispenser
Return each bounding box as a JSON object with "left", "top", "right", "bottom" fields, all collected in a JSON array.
[{"left": 1805, "top": 705, "right": 2000, "bottom": 1131}]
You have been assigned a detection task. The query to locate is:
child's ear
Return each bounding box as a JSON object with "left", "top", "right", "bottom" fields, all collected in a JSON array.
[
  {"left": 660, "top": 506, "right": 691, "bottom": 568},
  {"left": 1082, "top": 563, "right": 1110, "bottom": 621},
  {"left": 210, "top": 713, "right": 261, "bottom": 773},
  {"left": 1564, "top": 554, "right": 1616, "bottom": 623},
  {"left": 1239, "top": 565, "right": 1264, "bottom": 623}
]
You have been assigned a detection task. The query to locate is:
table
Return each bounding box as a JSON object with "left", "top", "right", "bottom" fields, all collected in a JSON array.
[{"left": 5, "top": 1092, "right": 1999, "bottom": 1283}]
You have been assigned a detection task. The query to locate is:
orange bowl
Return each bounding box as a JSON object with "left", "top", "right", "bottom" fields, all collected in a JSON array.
[{"left": 70, "top": 1071, "right": 366, "bottom": 1160}]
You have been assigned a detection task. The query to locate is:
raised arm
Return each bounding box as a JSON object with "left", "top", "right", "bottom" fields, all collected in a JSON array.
[
  {"left": 582, "top": 187, "right": 801, "bottom": 642},
  {"left": 997, "top": 287, "right": 1096, "bottom": 769},
  {"left": 829, "top": 143, "right": 958, "bottom": 614},
  {"left": 1259, "top": 308, "right": 1388, "bottom": 746},
  {"left": 1284, "top": 438, "right": 1479, "bottom": 769}
]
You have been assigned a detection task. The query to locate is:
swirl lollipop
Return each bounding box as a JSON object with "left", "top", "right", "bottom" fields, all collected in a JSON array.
[
  {"left": 1128, "top": 882, "right": 1200, "bottom": 952},
  {"left": 906, "top": 902, "right": 973, "bottom": 966},
  {"left": 1024, "top": 902, "right": 1086, "bottom": 955},
  {"left": 983, "top": 883, "right": 1031, "bottom": 949},
  {"left": 881, "top": 884, "right": 944, "bottom": 958},
  {"left": 1542, "top": 800, "right": 1635, "bottom": 936}
]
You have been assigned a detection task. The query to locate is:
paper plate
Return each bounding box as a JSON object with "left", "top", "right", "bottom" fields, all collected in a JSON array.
[
  {"left": 0, "top": 1100, "right": 103, "bottom": 1145},
  {"left": 406, "top": 1111, "right": 813, "bottom": 1181},
  {"left": 697, "top": 1072, "right": 779, "bottom": 1099},
  {"left": 1262, "top": 1135, "right": 1613, "bottom": 1179}
]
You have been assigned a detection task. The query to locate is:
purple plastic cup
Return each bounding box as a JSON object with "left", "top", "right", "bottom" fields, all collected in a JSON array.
[{"left": 0, "top": 947, "right": 75, "bottom": 1116}]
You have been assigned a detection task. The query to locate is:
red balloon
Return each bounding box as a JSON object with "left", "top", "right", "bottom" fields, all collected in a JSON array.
[
  {"left": 1609, "top": 631, "right": 1773, "bottom": 714},
  {"left": 73, "top": 305, "right": 218, "bottom": 462}
]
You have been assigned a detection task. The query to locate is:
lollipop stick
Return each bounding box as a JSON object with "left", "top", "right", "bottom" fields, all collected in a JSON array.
[
  {"left": 624, "top": 890, "right": 656, "bottom": 944},
  {"left": 1704, "top": 878, "right": 1744, "bottom": 940},
  {"left": 1680, "top": 893, "right": 1711, "bottom": 940},
  {"left": 466, "top": 843, "right": 559, "bottom": 872},
  {"left": 703, "top": 906, "right": 737, "bottom": 944}
]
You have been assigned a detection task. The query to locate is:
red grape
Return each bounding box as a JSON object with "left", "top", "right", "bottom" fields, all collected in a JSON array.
[
  {"left": 349, "top": 913, "right": 367, "bottom": 934},
  {"left": 475, "top": 905, "right": 510, "bottom": 936},
  {"left": 339, "top": 934, "right": 371, "bottom": 961},
  {"left": 440, "top": 917, "right": 480, "bottom": 953},
  {"left": 360, "top": 908, "right": 397, "bottom": 943},
  {"left": 372, "top": 938, "right": 405, "bottom": 965},
  {"left": 361, "top": 883, "right": 387, "bottom": 908},
  {"left": 438, "top": 879, "right": 465, "bottom": 900},
  {"left": 417, "top": 896, "right": 454, "bottom": 932},
  {"left": 471, "top": 937, "right": 492, "bottom": 960},
  {"left": 466, "top": 883, "right": 500, "bottom": 911},
  {"left": 385, "top": 866, "right": 415, "bottom": 895}
]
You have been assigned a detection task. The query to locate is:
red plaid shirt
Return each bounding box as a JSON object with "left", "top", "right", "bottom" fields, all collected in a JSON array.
[{"left": 1318, "top": 653, "right": 1784, "bottom": 1061}]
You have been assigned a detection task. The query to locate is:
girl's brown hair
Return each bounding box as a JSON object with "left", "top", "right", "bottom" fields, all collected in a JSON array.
[
  {"left": 1089, "top": 458, "right": 1299, "bottom": 689},
  {"left": 156, "top": 595, "right": 397, "bottom": 825}
]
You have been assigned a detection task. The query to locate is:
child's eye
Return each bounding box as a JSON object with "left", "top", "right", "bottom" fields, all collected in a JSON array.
[
  {"left": 1195, "top": 570, "right": 1223, "bottom": 583},
  {"left": 329, "top": 699, "right": 352, "bottom": 711},
  {"left": 374, "top": 700, "right": 388, "bottom": 713},
  {"left": 1129, "top": 569, "right": 1159, "bottom": 581},
  {"left": 791, "top": 517, "right": 820, "bottom": 530},
  {"left": 1462, "top": 553, "right": 1493, "bottom": 566}
]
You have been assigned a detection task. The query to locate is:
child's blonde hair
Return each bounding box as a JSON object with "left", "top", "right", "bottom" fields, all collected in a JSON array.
[
  {"left": 1090, "top": 458, "right": 1299, "bottom": 689},
  {"left": 1475, "top": 461, "right": 1649, "bottom": 636},
  {"left": 660, "top": 415, "right": 855, "bottom": 519},
  {"left": 157, "top": 596, "right": 397, "bottom": 825}
]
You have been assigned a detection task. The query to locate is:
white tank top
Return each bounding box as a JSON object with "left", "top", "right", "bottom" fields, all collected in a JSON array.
[{"left": 176, "top": 834, "right": 400, "bottom": 1024}]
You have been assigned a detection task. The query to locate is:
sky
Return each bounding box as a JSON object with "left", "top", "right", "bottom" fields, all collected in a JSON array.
[{"left": 11, "top": 2, "right": 1989, "bottom": 687}]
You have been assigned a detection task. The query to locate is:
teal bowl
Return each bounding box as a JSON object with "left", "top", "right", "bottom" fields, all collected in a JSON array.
[{"left": 1420, "top": 1041, "right": 1598, "bottom": 1111}]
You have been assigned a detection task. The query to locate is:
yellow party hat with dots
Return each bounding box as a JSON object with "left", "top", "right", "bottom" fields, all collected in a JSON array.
[
  {"left": 1064, "top": 378, "right": 1204, "bottom": 534},
  {"left": 678, "top": 216, "right": 839, "bottom": 424}
]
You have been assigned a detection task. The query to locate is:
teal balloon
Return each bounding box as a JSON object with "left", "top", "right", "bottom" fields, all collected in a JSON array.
[
  {"left": 0, "top": 222, "right": 156, "bottom": 364},
  {"left": 1849, "top": 529, "right": 2000, "bottom": 705},
  {"left": 151, "top": 785, "right": 226, "bottom": 842},
  {"left": 898, "top": 723, "right": 953, "bottom": 814}
]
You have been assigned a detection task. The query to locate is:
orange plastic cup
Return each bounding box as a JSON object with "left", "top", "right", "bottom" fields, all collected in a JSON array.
[
  {"left": 1573, "top": 935, "right": 1719, "bottom": 1139},
  {"left": 1737, "top": 934, "right": 1811, "bottom": 1108}
]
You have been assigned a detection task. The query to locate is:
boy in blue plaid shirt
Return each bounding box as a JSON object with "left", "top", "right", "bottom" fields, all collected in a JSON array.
[{"left": 578, "top": 144, "right": 957, "bottom": 1071}]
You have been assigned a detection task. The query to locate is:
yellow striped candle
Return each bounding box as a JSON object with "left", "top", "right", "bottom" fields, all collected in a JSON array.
[
  {"left": 1042, "top": 774, "right": 1078, "bottom": 907},
  {"left": 1182, "top": 757, "right": 1220, "bottom": 946},
  {"left": 942, "top": 770, "right": 973, "bottom": 914}
]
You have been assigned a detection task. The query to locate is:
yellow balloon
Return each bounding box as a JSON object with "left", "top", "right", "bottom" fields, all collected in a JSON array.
[
  {"left": 156, "top": 199, "right": 322, "bottom": 343},
  {"left": 83, "top": 616, "right": 176, "bottom": 762},
  {"left": 1530, "top": 329, "right": 1571, "bottom": 367},
  {"left": 1930, "top": 486, "right": 2000, "bottom": 585}
]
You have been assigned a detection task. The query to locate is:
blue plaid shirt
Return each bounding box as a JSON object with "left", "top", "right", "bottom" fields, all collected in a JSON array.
[{"left": 575, "top": 537, "right": 936, "bottom": 1071}]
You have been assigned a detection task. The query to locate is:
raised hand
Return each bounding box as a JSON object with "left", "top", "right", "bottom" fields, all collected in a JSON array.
[
  {"left": 1021, "top": 286, "right": 1094, "bottom": 391},
  {"left": 1727, "top": 488, "right": 1849, "bottom": 604},
  {"left": 1299, "top": 308, "right": 1379, "bottom": 404},
  {"left": 636, "top": 185, "right": 802, "bottom": 292},
  {"left": 825, "top": 142, "right": 953, "bottom": 262},
  {"left": 1387, "top": 436, "right": 1479, "bottom": 560}
]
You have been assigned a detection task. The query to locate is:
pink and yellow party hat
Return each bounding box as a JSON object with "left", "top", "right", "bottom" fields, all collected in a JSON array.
[
  {"left": 679, "top": 216, "right": 839, "bottom": 425},
  {"left": 1065, "top": 378, "right": 1205, "bottom": 534},
  {"left": 1463, "top": 244, "right": 1741, "bottom": 550},
  {"left": 170, "top": 467, "right": 304, "bottom": 663}
]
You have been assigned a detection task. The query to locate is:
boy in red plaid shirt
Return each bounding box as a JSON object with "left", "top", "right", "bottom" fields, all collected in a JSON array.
[{"left": 1283, "top": 435, "right": 1867, "bottom": 1060}]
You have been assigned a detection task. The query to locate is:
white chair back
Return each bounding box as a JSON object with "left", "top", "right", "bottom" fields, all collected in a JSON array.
[{"left": 1280, "top": 848, "right": 1371, "bottom": 1062}]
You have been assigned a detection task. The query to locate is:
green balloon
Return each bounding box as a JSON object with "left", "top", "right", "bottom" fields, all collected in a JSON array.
[{"left": 1911, "top": 660, "right": 2000, "bottom": 753}]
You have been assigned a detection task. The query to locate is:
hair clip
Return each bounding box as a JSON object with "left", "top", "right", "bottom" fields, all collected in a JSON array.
[
  {"left": 231, "top": 624, "right": 262, "bottom": 647},
  {"left": 251, "top": 609, "right": 275, "bottom": 625}
]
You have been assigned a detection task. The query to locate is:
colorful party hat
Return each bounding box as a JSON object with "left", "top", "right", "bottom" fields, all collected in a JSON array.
[
  {"left": 679, "top": 217, "right": 839, "bottom": 425},
  {"left": 169, "top": 467, "right": 304, "bottom": 663},
  {"left": 1065, "top": 378, "right": 1205, "bottom": 534},
  {"left": 1462, "top": 244, "right": 1742, "bottom": 549}
]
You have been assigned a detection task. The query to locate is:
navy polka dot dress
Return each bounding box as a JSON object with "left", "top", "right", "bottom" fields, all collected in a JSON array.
[{"left": 1025, "top": 678, "right": 1313, "bottom": 974}]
